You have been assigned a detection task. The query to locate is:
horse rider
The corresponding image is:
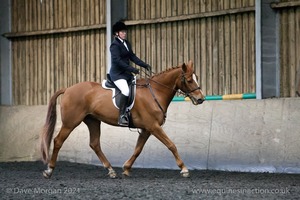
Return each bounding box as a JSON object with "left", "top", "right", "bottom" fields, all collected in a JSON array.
[{"left": 109, "top": 21, "right": 151, "bottom": 126}]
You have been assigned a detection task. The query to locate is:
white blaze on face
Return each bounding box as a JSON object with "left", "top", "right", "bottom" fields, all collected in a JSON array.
[
  {"left": 192, "top": 73, "right": 204, "bottom": 95},
  {"left": 192, "top": 74, "right": 199, "bottom": 86}
]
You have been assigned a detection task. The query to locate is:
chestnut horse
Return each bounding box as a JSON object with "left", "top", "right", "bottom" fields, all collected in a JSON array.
[{"left": 40, "top": 61, "right": 205, "bottom": 179}]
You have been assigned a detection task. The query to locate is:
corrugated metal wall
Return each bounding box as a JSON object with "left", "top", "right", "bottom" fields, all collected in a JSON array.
[{"left": 6, "top": 0, "right": 299, "bottom": 105}]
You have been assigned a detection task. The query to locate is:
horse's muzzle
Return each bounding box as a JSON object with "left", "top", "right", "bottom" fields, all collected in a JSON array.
[{"left": 197, "top": 98, "right": 205, "bottom": 104}]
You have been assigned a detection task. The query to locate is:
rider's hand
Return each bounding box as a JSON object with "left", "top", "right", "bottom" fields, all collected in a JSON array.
[
  {"left": 133, "top": 68, "right": 139, "bottom": 74},
  {"left": 145, "top": 64, "right": 152, "bottom": 71}
]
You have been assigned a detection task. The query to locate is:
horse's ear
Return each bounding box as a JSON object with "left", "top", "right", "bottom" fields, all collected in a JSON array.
[
  {"left": 182, "top": 63, "right": 187, "bottom": 72},
  {"left": 188, "top": 60, "right": 194, "bottom": 69}
]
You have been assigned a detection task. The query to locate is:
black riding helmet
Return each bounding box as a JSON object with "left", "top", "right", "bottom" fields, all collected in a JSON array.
[{"left": 112, "top": 21, "right": 127, "bottom": 35}]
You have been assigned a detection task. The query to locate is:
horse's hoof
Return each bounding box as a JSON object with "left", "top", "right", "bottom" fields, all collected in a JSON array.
[
  {"left": 122, "top": 170, "right": 130, "bottom": 177},
  {"left": 43, "top": 170, "right": 52, "bottom": 179},
  {"left": 42, "top": 167, "right": 53, "bottom": 179},
  {"left": 180, "top": 169, "right": 190, "bottom": 178},
  {"left": 107, "top": 170, "right": 117, "bottom": 179}
]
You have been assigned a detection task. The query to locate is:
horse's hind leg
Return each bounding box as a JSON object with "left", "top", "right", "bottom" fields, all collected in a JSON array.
[
  {"left": 83, "top": 116, "right": 117, "bottom": 178},
  {"left": 43, "top": 126, "right": 73, "bottom": 178},
  {"left": 122, "top": 129, "right": 151, "bottom": 176}
]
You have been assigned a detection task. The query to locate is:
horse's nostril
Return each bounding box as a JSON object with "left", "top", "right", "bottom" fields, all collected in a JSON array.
[{"left": 197, "top": 99, "right": 204, "bottom": 104}]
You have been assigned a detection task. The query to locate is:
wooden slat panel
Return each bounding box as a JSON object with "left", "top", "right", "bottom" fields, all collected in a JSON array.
[
  {"left": 37, "top": 37, "right": 42, "bottom": 104},
  {"left": 236, "top": 0, "right": 243, "bottom": 94},
  {"left": 242, "top": 12, "right": 249, "bottom": 92},
  {"left": 10, "top": 0, "right": 107, "bottom": 105},
  {"left": 171, "top": 22, "right": 178, "bottom": 69},
  {"left": 12, "top": 0, "right": 300, "bottom": 104},
  {"left": 296, "top": 7, "right": 300, "bottom": 95},
  {"left": 271, "top": 0, "right": 300, "bottom": 9},
  {"left": 224, "top": 0, "right": 231, "bottom": 94},
  {"left": 49, "top": 34, "right": 55, "bottom": 102},
  {"left": 230, "top": 0, "right": 237, "bottom": 94},
  {"left": 206, "top": 0, "right": 213, "bottom": 95},
  {"left": 218, "top": 0, "right": 225, "bottom": 95},
  {"left": 10, "top": 0, "right": 261, "bottom": 105},
  {"left": 249, "top": 11, "right": 256, "bottom": 92},
  {"left": 288, "top": 8, "right": 296, "bottom": 97},
  {"left": 12, "top": 40, "right": 17, "bottom": 104},
  {"left": 281, "top": 9, "right": 289, "bottom": 97},
  {"left": 280, "top": 5, "right": 299, "bottom": 97},
  {"left": 100, "top": 29, "right": 106, "bottom": 81},
  {"left": 200, "top": 0, "right": 207, "bottom": 94}
]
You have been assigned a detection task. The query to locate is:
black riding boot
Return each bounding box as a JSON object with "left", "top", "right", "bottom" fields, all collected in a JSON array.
[{"left": 118, "top": 94, "right": 129, "bottom": 126}]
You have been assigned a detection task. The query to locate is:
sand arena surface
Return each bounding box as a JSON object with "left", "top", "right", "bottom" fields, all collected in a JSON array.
[{"left": 1, "top": 161, "right": 299, "bottom": 199}]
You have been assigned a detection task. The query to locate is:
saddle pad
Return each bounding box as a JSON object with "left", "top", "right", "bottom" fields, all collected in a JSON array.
[{"left": 101, "top": 79, "right": 136, "bottom": 111}]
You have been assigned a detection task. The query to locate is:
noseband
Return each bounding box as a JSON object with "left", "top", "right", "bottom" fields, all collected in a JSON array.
[{"left": 180, "top": 70, "right": 201, "bottom": 98}]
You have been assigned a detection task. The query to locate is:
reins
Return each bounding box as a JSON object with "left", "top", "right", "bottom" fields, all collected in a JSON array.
[
  {"left": 141, "top": 67, "right": 201, "bottom": 98},
  {"left": 135, "top": 67, "right": 201, "bottom": 122},
  {"left": 135, "top": 73, "right": 167, "bottom": 123},
  {"left": 147, "top": 79, "right": 167, "bottom": 122}
]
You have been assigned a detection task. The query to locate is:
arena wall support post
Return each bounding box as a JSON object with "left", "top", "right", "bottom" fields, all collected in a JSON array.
[
  {"left": 260, "top": 0, "right": 281, "bottom": 98},
  {"left": 106, "top": 0, "right": 127, "bottom": 73},
  {"left": 106, "top": 0, "right": 112, "bottom": 73},
  {"left": 0, "top": 0, "right": 12, "bottom": 105},
  {"left": 255, "top": 0, "right": 262, "bottom": 99}
]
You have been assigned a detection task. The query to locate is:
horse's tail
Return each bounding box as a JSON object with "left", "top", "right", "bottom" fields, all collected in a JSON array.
[{"left": 40, "top": 88, "right": 66, "bottom": 164}]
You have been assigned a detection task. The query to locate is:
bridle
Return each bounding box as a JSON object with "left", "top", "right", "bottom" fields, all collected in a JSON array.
[
  {"left": 179, "top": 71, "right": 202, "bottom": 105},
  {"left": 180, "top": 70, "right": 201, "bottom": 95}
]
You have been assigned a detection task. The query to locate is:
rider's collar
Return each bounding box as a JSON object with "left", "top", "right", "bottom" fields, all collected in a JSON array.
[{"left": 117, "top": 37, "right": 125, "bottom": 43}]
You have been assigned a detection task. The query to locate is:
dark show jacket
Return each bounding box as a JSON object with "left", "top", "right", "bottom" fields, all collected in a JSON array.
[{"left": 109, "top": 37, "right": 148, "bottom": 81}]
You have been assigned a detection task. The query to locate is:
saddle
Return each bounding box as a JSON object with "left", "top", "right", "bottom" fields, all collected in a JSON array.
[{"left": 102, "top": 74, "right": 136, "bottom": 127}]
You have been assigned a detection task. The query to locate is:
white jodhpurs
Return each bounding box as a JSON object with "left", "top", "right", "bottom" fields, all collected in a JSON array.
[{"left": 113, "top": 79, "right": 129, "bottom": 96}]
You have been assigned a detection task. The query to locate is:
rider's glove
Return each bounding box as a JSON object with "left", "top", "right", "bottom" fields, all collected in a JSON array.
[
  {"left": 133, "top": 68, "right": 139, "bottom": 74},
  {"left": 145, "top": 64, "right": 152, "bottom": 71}
]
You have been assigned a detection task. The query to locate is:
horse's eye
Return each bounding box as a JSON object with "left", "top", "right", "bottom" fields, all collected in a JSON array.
[{"left": 187, "top": 77, "right": 193, "bottom": 83}]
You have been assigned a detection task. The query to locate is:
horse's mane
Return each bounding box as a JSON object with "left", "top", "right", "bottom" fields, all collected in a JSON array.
[{"left": 151, "top": 65, "right": 182, "bottom": 79}]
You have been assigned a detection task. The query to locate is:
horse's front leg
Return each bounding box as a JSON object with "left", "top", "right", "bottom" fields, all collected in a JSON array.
[
  {"left": 151, "top": 125, "right": 190, "bottom": 177},
  {"left": 122, "top": 129, "right": 151, "bottom": 176}
]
